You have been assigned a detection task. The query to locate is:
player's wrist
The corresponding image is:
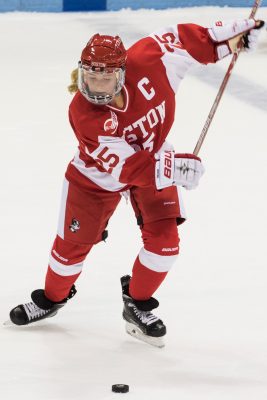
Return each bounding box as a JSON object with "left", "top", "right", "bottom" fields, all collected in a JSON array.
[
  {"left": 208, "top": 18, "right": 256, "bottom": 60},
  {"left": 155, "top": 151, "right": 204, "bottom": 190},
  {"left": 155, "top": 150, "right": 175, "bottom": 190}
]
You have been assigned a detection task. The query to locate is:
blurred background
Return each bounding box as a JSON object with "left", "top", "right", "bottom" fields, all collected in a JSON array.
[
  {"left": 0, "top": 0, "right": 266, "bottom": 12},
  {"left": 0, "top": 1, "right": 267, "bottom": 400}
]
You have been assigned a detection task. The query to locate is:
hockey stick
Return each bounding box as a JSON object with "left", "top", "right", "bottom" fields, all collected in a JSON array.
[{"left": 193, "top": 0, "right": 262, "bottom": 156}]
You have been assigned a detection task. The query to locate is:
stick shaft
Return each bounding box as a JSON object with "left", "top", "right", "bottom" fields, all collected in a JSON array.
[{"left": 193, "top": 0, "right": 262, "bottom": 156}]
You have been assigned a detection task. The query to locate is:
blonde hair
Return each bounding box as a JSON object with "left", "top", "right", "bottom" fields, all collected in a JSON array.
[{"left": 68, "top": 68, "right": 78, "bottom": 94}]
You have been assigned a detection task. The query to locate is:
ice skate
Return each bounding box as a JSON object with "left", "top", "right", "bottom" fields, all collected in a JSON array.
[
  {"left": 121, "top": 275, "right": 166, "bottom": 348},
  {"left": 7, "top": 285, "right": 76, "bottom": 326}
]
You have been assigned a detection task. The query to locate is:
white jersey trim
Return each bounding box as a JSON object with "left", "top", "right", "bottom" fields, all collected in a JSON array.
[
  {"left": 139, "top": 247, "right": 178, "bottom": 272},
  {"left": 71, "top": 151, "right": 128, "bottom": 192},
  {"left": 107, "top": 85, "right": 129, "bottom": 113},
  {"left": 89, "top": 135, "right": 136, "bottom": 181}
]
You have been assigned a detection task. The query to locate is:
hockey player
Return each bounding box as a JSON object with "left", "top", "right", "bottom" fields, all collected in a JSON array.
[{"left": 9, "top": 18, "right": 264, "bottom": 347}]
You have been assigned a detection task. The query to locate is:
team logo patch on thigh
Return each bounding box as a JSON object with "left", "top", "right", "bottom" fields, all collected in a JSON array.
[{"left": 69, "top": 218, "right": 80, "bottom": 233}]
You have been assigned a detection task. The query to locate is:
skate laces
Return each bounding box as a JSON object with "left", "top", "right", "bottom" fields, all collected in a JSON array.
[
  {"left": 133, "top": 306, "right": 159, "bottom": 326},
  {"left": 23, "top": 302, "right": 49, "bottom": 321}
]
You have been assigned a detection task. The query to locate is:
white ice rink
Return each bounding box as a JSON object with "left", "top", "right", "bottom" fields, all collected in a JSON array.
[{"left": 1, "top": 6, "right": 267, "bottom": 400}]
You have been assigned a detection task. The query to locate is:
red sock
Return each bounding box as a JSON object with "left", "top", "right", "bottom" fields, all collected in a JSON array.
[
  {"left": 44, "top": 235, "right": 92, "bottom": 302},
  {"left": 45, "top": 266, "right": 81, "bottom": 302},
  {"left": 129, "top": 256, "right": 168, "bottom": 300}
]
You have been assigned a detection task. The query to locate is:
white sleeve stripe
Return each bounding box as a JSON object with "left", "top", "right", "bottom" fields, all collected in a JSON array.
[
  {"left": 88, "top": 136, "right": 136, "bottom": 181},
  {"left": 71, "top": 151, "right": 127, "bottom": 191},
  {"left": 149, "top": 25, "right": 181, "bottom": 50},
  {"left": 150, "top": 25, "right": 199, "bottom": 93},
  {"left": 49, "top": 254, "right": 83, "bottom": 277},
  {"left": 139, "top": 247, "right": 178, "bottom": 272}
]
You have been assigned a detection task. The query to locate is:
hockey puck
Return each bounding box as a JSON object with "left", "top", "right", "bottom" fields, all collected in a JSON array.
[{"left": 112, "top": 384, "right": 129, "bottom": 393}]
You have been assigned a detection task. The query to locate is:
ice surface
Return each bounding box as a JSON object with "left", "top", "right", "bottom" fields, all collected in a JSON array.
[{"left": 0, "top": 7, "right": 267, "bottom": 400}]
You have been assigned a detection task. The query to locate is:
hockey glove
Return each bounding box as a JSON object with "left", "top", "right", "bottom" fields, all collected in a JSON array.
[
  {"left": 155, "top": 151, "right": 204, "bottom": 190},
  {"left": 242, "top": 20, "right": 265, "bottom": 52},
  {"left": 208, "top": 18, "right": 264, "bottom": 59}
]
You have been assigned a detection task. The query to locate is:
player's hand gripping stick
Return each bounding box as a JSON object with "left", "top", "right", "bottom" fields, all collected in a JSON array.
[
  {"left": 155, "top": 151, "right": 204, "bottom": 190},
  {"left": 193, "top": 0, "right": 264, "bottom": 156}
]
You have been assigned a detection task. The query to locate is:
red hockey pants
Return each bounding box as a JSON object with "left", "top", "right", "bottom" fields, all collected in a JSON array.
[{"left": 45, "top": 178, "right": 185, "bottom": 302}]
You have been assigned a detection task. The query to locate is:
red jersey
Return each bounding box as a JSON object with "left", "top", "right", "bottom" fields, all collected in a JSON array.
[{"left": 66, "top": 23, "right": 217, "bottom": 192}]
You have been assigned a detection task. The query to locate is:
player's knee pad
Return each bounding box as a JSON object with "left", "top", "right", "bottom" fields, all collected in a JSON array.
[
  {"left": 142, "top": 218, "right": 180, "bottom": 254},
  {"left": 139, "top": 218, "right": 179, "bottom": 273}
]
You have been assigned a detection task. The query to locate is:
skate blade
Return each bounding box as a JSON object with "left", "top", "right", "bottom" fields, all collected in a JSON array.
[
  {"left": 3, "top": 311, "right": 58, "bottom": 327},
  {"left": 125, "top": 322, "right": 165, "bottom": 348}
]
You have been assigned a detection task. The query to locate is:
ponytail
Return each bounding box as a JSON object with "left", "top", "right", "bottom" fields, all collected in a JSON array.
[{"left": 68, "top": 68, "right": 78, "bottom": 94}]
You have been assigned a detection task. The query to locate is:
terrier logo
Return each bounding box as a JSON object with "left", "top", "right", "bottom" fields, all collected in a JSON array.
[
  {"left": 104, "top": 111, "right": 118, "bottom": 135},
  {"left": 69, "top": 218, "right": 80, "bottom": 233}
]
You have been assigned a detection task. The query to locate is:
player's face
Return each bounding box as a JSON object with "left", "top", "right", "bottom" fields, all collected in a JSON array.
[
  {"left": 83, "top": 70, "right": 117, "bottom": 95},
  {"left": 78, "top": 62, "right": 125, "bottom": 105}
]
